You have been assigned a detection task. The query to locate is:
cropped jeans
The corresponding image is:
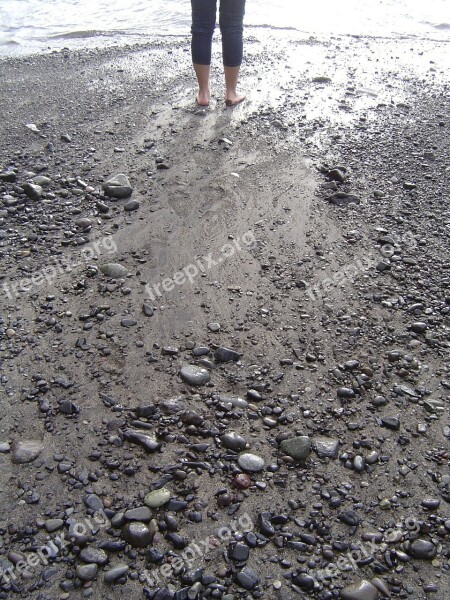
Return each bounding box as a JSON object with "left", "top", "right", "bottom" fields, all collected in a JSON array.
[{"left": 191, "top": 0, "right": 246, "bottom": 68}]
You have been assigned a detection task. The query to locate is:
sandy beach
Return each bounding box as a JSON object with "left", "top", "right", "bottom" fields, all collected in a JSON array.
[{"left": 0, "top": 29, "right": 449, "bottom": 600}]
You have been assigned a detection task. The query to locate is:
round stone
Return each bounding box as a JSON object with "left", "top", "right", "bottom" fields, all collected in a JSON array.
[
  {"left": 124, "top": 199, "right": 139, "bottom": 211},
  {"left": 44, "top": 519, "right": 64, "bottom": 533},
  {"left": 144, "top": 488, "right": 171, "bottom": 508},
  {"left": 122, "top": 522, "right": 154, "bottom": 548},
  {"left": 179, "top": 365, "right": 210, "bottom": 386},
  {"left": 408, "top": 539, "right": 437, "bottom": 560},
  {"left": 222, "top": 432, "right": 247, "bottom": 451},
  {"left": 76, "top": 563, "right": 98, "bottom": 581},
  {"left": 12, "top": 440, "right": 44, "bottom": 464},
  {"left": 99, "top": 263, "right": 128, "bottom": 278},
  {"left": 341, "top": 579, "right": 380, "bottom": 600},
  {"left": 237, "top": 453, "right": 265, "bottom": 473}
]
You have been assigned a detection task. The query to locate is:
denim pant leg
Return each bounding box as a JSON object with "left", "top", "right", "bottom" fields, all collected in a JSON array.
[
  {"left": 191, "top": 0, "right": 217, "bottom": 65},
  {"left": 219, "top": 0, "right": 245, "bottom": 67}
]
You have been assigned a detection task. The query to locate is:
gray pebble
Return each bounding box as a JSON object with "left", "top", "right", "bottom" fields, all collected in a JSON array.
[
  {"left": 238, "top": 453, "right": 265, "bottom": 472},
  {"left": 179, "top": 365, "right": 211, "bottom": 386},
  {"left": 280, "top": 436, "right": 311, "bottom": 460},
  {"left": 104, "top": 563, "right": 129, "bottom": 583}
]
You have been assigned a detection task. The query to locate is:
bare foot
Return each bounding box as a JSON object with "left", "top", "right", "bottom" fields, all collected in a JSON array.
[
  {"left": 225, "top": 92, "right": 246, "bottom": 106},
  {"left": 196, "top": 89, "right": 210, "bottom": 106}
]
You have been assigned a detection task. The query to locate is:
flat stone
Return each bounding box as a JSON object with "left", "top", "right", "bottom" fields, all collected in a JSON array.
[
  {"left": 407, "top": 539, "right": 437, "bottom": 560},
  {"left": 215, "top": 347, "right": 240, "bottom": 362},
  {"left": 421, "top": 498, "right": 440, "bottom": 510},
  {"left": 75, "top": 217, "right": 92, "bottom": 229},
  {"left": 207, "top": 322, "right": 220, "bottom": 332},
  {"left": 99, "top": 263, "right": 128, "bottom": 278},
  {"left": 341, "top": 579, "right": 380, "bottom": 600},
  {"left": 381, "top": 416, "right": 400, "bottom": 431},
  {"left": 124, "top": 506, "right": 152, "bottom": 522},
  {"left": 33, "top": 175, "right": 52, "bottom": 187},
  {"left": 144, "top": 488, "right": 171, "bottom": 508},
  {"left": 312, "top": 437, "right": 340, "bottom": 459},
  {"left": 79, "top": 547, "right": 108, "bottom": 566},
  {"left": 280, "top": 436, "right": 311, "bottom": 460},
  {"left": 84, "top": 493, "right": 104, "bottom": 512},
  {"left": 103, "top": 174, "right": 133, "bottom": 199},
  {"left": 326, "top": 192, "right": 360, "bottom": 206},
  {"left": 104, "top": 563, "right": 129, "bottom": 583},
  {"left": 44, "top": 519, "right": 64, "bottom": 533},
  {"left": 179, "top": 365, "right": 210, "bottom": 386},
  {"left": 337, "top": 387, "right": 355, "bottom": 398},
  {"left": 121, "top": 318, "right": 137, "bottom": 327},
  {"left": 237, "top": 453, "right": 265, "bottom": 473},
  {"left": 124, "top": 199, "right": 139, "bottom": 211},
  {"left": 12, "top": 440, "right": 44, "bottom": 464}
]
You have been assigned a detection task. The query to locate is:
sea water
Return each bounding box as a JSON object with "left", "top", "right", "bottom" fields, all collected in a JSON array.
[{"left": 0, "top": 0, "right": 449, "bottom": 57}]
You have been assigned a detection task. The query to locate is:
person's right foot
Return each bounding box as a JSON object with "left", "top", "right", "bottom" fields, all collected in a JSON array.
[
  {"left": 225, "top": 92, "right": 246, "bottom": 106},
  {"left": 196, "top": 89, "right": 210, "bottom": 106}
]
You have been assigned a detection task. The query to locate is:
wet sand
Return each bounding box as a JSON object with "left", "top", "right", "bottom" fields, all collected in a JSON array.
[{"left": 0, "top": 30, "right": 449, "bottom": 600}]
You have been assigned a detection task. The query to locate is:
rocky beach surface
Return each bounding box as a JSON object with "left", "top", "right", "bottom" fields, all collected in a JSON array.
[{"left": 0, "top": 30, "right": 449, "bottom": 600}]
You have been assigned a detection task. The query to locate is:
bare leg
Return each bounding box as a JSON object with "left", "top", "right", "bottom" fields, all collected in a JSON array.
[
  {"left": 224, "top": 65, "right": 245, "bottom": 105},
  {"left": 193, "top": 63, "right": 211, "bottom": 106}
]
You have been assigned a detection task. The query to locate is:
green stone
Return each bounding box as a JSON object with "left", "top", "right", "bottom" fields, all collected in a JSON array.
[{"left": 144, "top": 488, "right": 171, "bottom": 508}]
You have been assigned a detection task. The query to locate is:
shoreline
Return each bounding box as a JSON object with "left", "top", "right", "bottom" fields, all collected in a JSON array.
[{"left": 0, "top": 30, "right": 448, "bottom": 600}]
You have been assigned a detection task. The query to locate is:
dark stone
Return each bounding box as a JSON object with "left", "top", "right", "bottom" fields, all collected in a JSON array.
[
  {"left": 143, "top": 303, "right": 154, "bottom": 317},
  {"left": 124, "top": 506, "right": 152, "bottom": 522},
  {"left": 229, "top": 542, "right": 249, "bottom": 562},
  {"left": 407, "top": 539, "right": 437, "bottom": 560},
  {"left": 339, "top": 511, "right": 359, "bottom": 527},
  {"left": 235, "top": 566, "right": 259, "bottom": 590},
  {"left": 258, "top": 512, "right": 275, "bottom": 536},
  {"left": 124, "top": 200, "right": 139, "bottom": 211},
  {"left": 124, "top": 429, "right": 161, "bottom": 452},
  {"left": 326, "top": 192, "right": 360, "bottom": 206},
  {"left": 214, "top": 347, "right": 240, "bottom": 362},
  {"left": 293, "top": 572, "right": 315, "bottom": 590},
  {"left": 381, "top": 416, "right": 400, "bottom": 430},
  {"left": 121, "top": 318, "right": 137, "bottom": 327}
]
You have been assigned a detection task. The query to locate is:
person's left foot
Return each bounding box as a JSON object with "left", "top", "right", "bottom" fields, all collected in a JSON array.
[{"left": 225, "top": 92, "right": 246, "bottom": 106}]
